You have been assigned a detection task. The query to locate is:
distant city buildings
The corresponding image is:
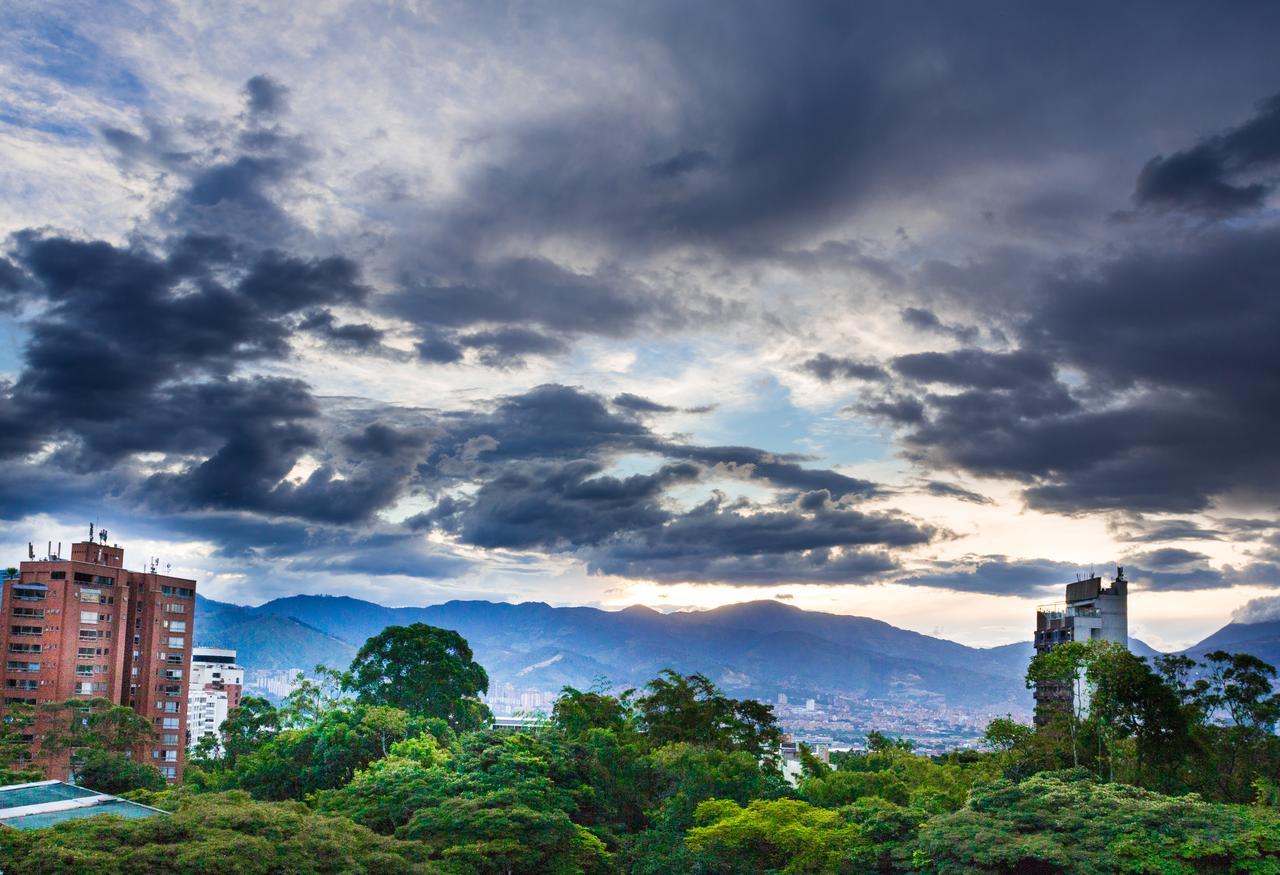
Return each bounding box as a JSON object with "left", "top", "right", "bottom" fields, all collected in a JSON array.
[
  {"left": 243, "top": 668, "right": 307, "bottom": 699},
  {"left": 481, "top": 681, "right": 557, "bottom": 715},
  {"left": 186, "top": 648, "right": 243, "bottom": 752},
  {"left": 0, "top": 532, "right": 196, "bottom": 781},
  {"left": 1033, "top": 568, "right": 1129, "bottom": 720}
]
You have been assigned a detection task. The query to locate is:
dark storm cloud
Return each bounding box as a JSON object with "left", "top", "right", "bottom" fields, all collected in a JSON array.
[
  {"left": 389, "top": 257, "right": 665, "bottom": 335},
  {"left": 899, "top": 556, "right": 1081, "bottom": 596},
  {"left": 921, "top": 480, "right": 995, "bottom": 506},
  {"left": 613, "top": 393, "right": 677, "bottom": 414},
  {"left": 581, "top": 491, "right": 924, "bottom": 584},
  {"left": 892, "top": 349, "right": 1055, "bottom": 391},
  {"left": 399, "top": 384, "right": 926, "bottom": 581},
  {"left": 429, "top": 460, "right": 700, "bottom": 550},
  {"left": 343, "top": 422, "right": 432, "bottom": 458},
  {"left": 881, "top": 222, "right": 1280, "bottom": 514},
  {"left": 1123, "top": 547, "right": 1210, "bottom": 570},
  {"left": 244, "top": 74, "right": 289, "bottom": 116},
  {"left": 900, "top": 307, "right": 980, "bottom": 345},
  {"left": 0, "top": 232, "right": 367, "bottom": 460},
  {"left": 802, "top": 354, "right": 887, "bottom": 383},
  {"left": 1109, "top": 517, "right": 1227, "bottom": 543},
  {"left": 1134, "top": 92, "right": 1280, "bottom": 215},
  {"left": 385, "top": 255, "right": 727, "bottom": 370},
  {"left": 421, "top": 2, "right": 1280, "bottom": 264},
  {"left": 670, "top": 444, "right": 877, "bottom": 499},
  {"left": 298, "top": 310, "right": 388, "bottom": 352},
  {"left": 99, "top": 76, "right": 312, "bottom": 246},
  {"left": 458, "top": 326, "right": 568, "bottom": 367},
  {"left": 421, "top": 384, "right": 877, "bottom": 500}
]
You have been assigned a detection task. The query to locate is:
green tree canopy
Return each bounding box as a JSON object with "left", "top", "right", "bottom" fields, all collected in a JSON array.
[
  {"left": 635, "top": 670, "right": 783, "bottom": 764},
  {"left": 0, "top": 791, "right": 437, "bottom": 874},
  {"left": 346, "top": 623, "right": 491, "bottom": 730}
]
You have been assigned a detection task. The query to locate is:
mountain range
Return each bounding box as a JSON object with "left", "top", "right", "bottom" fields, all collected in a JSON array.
[{"left": 189, "top": 594, "right": 1257, "bottom": 713}]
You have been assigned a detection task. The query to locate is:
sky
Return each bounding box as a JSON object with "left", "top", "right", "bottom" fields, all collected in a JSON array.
[{"left": 3, "top": 1, "right": 1280, "bottom": 650}]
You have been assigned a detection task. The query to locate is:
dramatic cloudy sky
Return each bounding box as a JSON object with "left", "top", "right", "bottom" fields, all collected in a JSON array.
[{"left": 4, "top": 1, "right": 1280, "bottom": 649}]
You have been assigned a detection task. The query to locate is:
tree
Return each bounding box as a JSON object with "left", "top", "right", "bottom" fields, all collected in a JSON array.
[
  {"left": 345, "top": 623, "right": 491, "bottom": 730},
  {"left": 280, "top": 665, "right": 352, "bottom": 727},
  {"left": 76, "top": 749, "right": 167, "bottom": 795},
  {"left": 231, "top": 705, "right": 425, "bottom": 801},
  {"left": 391, "top": 732, "right": 612, "bottom": 873},
  {"left": 39, "top": 698, "right": 153, "bottom": 782},
  {"left": 0, "top": 701, "right": 42, "bottom": 785},
  {"left": 553, "top": 686, "right": 636, "bottom": 738},
  {"left": 685, "top": 798, "right": 873, "bottom": 874},
  {"left": 1026, "top": 641, "right": 1090, "bottom": 767},
  {"left": 1084, "top": 642, "right": 1191, "bottom": 788},
  {"left": 635, "top": 671, "right": 783, "bottom": 765},
  {"left": 313, "top": 733, "right": 449, "bottom": 834},
  {"left": 1195, "top": 651, "right": 1280, "bottom": 801},
  {"left": 913, "top": 770, "right": 1280, "bottom": 874},
  {"left": 0, "top": 790, "right": 438, "bottom": 874},
  {"left": 982, "top": 716, "right": 1032, "bottom": 753},
  {"left": 217, "top": 696, "right": 280, "bottom": 769}
]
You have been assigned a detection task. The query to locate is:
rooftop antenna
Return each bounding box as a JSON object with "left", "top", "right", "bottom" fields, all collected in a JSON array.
[
  {"left": 89, "top": 522, "right": 94, "bottom": 543},
  {"left": 28, "top": 542, "right": 34, "bottom": 560},
  {"left": 47, "top": 541, "right": 51, "bottom": 560},
  {"left": 165, "top": 563, "right": 171, "bottom": 575},
  {"left": 56, "top": 542, "right": 61, "bottom": 558},
  {"left": 99, "top": 529, "right": 108, "bottom": 545}
]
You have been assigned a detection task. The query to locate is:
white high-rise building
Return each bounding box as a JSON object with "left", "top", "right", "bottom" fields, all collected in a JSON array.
[{"left": 186, "top": 647, "right": 244, "bottom": 751}]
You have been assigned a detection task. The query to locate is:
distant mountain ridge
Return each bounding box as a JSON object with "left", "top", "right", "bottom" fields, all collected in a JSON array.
[{"left": 192, "top": 593, "right": 1206, "bottom": 712}]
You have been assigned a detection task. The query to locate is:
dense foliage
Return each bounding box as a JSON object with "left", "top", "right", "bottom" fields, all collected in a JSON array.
[{"left": 1, "top": 624, "right": 1277, "bottom": 874}]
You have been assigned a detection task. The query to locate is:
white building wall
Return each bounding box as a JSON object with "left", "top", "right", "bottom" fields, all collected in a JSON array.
[{"left": 186, "top": 687, "right": 229, "bottom": 751}]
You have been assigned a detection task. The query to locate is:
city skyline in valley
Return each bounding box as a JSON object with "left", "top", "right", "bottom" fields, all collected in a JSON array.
[{"left": 4, "top": 3, "right": 1280, "bottom": 652}]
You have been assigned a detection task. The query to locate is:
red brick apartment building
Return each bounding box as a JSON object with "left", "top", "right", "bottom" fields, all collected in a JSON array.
[{"left": 1, "top": 534, "right": 196, "bottom": 782}]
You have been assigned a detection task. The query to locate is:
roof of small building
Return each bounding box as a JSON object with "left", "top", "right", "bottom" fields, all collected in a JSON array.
[{"left": 0, "top": 779, "right": 167, "bottom": 830}]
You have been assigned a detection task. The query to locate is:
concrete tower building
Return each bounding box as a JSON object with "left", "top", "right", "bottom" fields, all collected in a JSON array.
[
  {"left": 186, "top": 647, "right": 243, "bottom": 752},
  {"left": 1032, "top": 567, "right": 1128, "bottom": 719},
  {"left": 0, "top": 532, "right": 196, "bottom": 782}
]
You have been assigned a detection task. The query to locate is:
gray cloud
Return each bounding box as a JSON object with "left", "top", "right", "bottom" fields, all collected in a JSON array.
[
  {"left": 802, "top": 354, "right": 888, "bottom": 383},
  {"left": 1134, "top": 92, "right": 1280, "bottom": 216}
]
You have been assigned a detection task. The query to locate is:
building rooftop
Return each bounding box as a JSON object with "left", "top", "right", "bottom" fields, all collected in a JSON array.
[{"left": 0, "top": 780, "right": 167, "bottom": 830}]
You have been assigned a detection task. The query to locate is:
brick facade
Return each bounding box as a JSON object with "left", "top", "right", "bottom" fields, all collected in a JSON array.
[{"left": 0, "top": 539, "right": 196, "bottom": 782}]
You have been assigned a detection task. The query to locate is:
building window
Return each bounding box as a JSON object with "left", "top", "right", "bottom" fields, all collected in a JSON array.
[
  {"left": 161, "top": 586, "right": 193, "bottom": 599},
  {"left": 164, "top": 603, "right": 185, "bottom": 614},
  {"left": 164, "top": 621, "right": 186, "bottom": 633},
  {"left": 75, "top": 665, "right": 95, "bottom": 677},
  {"left": 166, "top": 636, "right": 184, "bottom": 648},
  {"left": 161, "top": 733, "right": 180, "bottom": 745},
  {"left": 5, "top": 661, "right": 41, "bottom": 673},
  {"left": 161, "top": 717, "right": 179, "bottom": 729},
  {"left": 11, "top": 608, "right": 43, "bottom": 618},
  {"left": 74, "top": 573, "right": 94, "bottom": 583},
  {"left": 9, "top": 626, "right": 42, "bottom": 637},
  {"left": 8, "top": 644, "right": 40, "bottom": 654},
  {"left": 78, "top": 589, "right": 102, "bottom": 602},
  {"left": 162, "top": 669, "right": 183, "bottom": 680},
  {"left": 50, "top": 571, "right": 66, "bottom": 580},
  {"left": 158, "top": 766, "right": 177, "bottom": 779},
  {"left": 12, "top": 588, "right": 45, "bottom": 602},
  {"left": 79, "top": 610, "right": 99, "bottom": 624},
  {"left": 5, "top": 680, "right": 39, "bottom": 691}
]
